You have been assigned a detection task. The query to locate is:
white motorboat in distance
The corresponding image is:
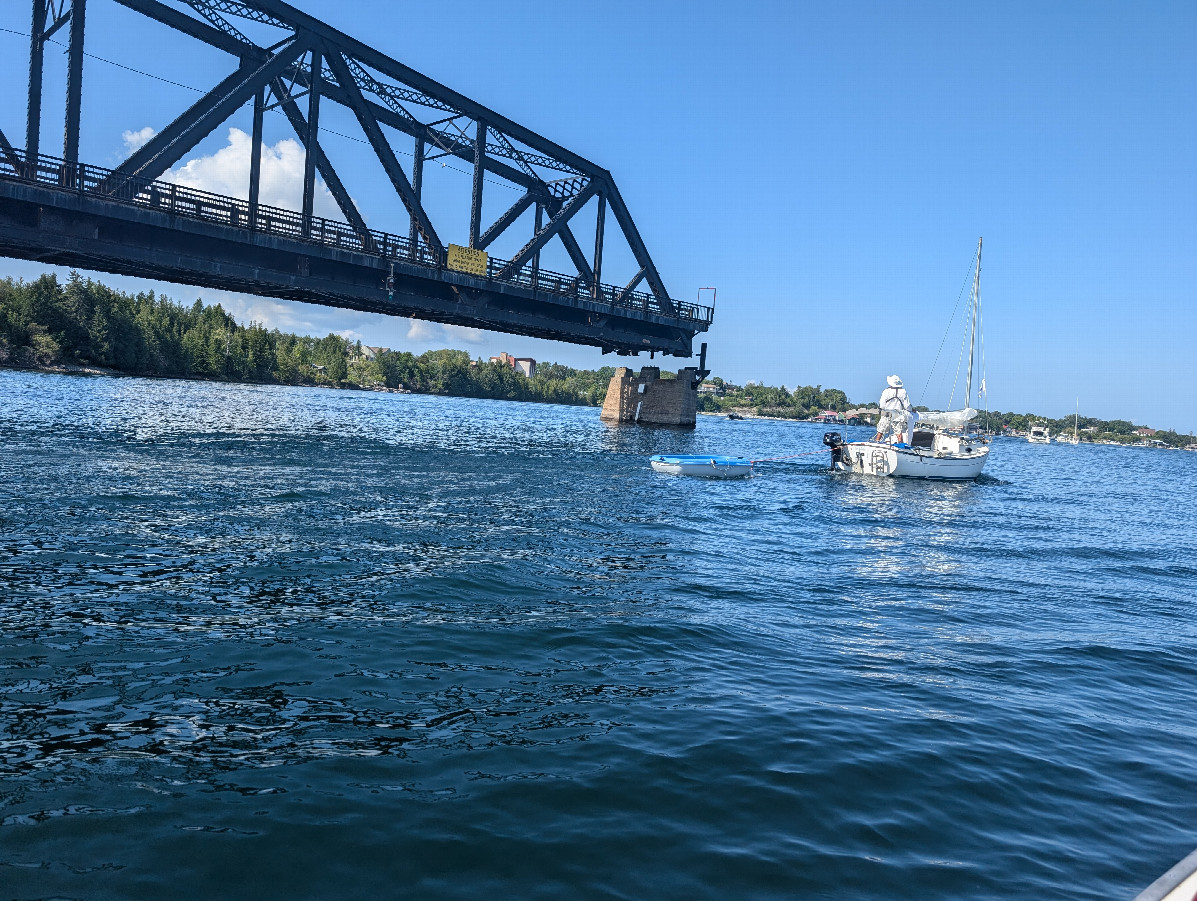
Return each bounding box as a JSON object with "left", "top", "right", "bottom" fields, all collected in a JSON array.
[
  {"left": 650, "top": 454, "right": 753, "bottom": 479},
  {"left": 1028, "top": 424, "right": 1051, "bottom": 444}
]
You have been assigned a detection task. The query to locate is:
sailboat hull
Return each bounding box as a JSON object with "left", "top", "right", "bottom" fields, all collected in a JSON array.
[{"left": 835, "top": 441, "right": 990, "bottom": 480}]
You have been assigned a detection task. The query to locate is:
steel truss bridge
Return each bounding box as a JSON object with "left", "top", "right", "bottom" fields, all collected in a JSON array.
[{"left": 0, "top": 0, "right": 713, "bottom": 356}]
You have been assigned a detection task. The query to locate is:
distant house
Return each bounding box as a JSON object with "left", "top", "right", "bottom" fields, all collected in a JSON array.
[
  {"left": 1135, "top": 428, "right": 1157, "bottom": 437},
  {"left": 812, "top": 410, "right": 843, "bottom": 424},
  {"left": 697, "top": 383, "right": 722, "bottom": 396},
  {"left": 358, "top": 345, "right": 389, "bottom": 361},
  {"left": 843, "top": 408, "right": 878, "bottom": 425}
]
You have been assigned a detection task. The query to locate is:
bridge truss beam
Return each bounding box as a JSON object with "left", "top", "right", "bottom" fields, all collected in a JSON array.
[{"left": 11, "top": 0, "right": 710, "bottom": 354}]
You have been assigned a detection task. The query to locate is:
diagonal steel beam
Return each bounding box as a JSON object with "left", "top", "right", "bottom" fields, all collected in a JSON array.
[
  {"left": 557, "top": 222, "right": 594, "bottom": 286},
  {"left": 603, "top": 181, "right": 674, "bottom": 314},
  {"left": 269, "top": 76, "right": 370, "bottom": 241},
  {"left": 103, "top": 38, "right": 308, "bottom": 191},
  {"left": 544, "top": 196, "right": 595, "bottom": 285},
  {"left": 0, "top": 127, "right": 21, "bottom": 169},
  {"left": 43, "top": 7, "right": 72, "bottom": 41},
  {"left": 185, "top": 0, "right": 252, "bottom": 46},
  {"left": 232, "top": 0, "right": 601, "bottom": 176},
  {"left": 497, "top": 180, "right": 596, "bottom": 278},
  {"left": 615, "top": 267, "right": 646, "bottom": 305},
  {"left": 192, "top": 0, "right": 288, "bottom": 29},
  {"left": 476, "top": 191, "right": 536, "bottom": 251},
  {"left": 100, "top": 7, "right": 545, "bottom": 196},
  {"left": 113, "top": 0, "right": 254, "bottom": 56},
  {"left": 324, "top": 48, "right": 441, "bottom": 255}
]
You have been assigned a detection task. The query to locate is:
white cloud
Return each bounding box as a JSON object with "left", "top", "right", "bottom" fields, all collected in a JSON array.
[
  {"left": 443, "top": 324, "right": 486, "bottom": 345},
  {"left": 402, "top": 320, "right": 484, "bottom": 345},
  {"left": 159, "top": 127, "right": 344, "bottom": 221},
  {"left": 122, "top": 126, "right": 157, "bottom": 154},
  {"left": 206, "top": 291, "right": 318, "bottom": 334},
  {"left": 406, "top": 319, "right": 438, "bottom": 341}
]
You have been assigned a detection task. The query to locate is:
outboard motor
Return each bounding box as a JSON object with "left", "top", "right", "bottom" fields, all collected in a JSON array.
[{"left": 823, "top": 431, "right": 846, "bottom": 467}]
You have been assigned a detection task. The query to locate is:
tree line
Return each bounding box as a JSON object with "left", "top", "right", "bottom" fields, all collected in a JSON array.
[
  {"left": 2, "top": 272, "right": 1188, "bottom": 444},
  {"left": 697, "top": 376, "right": 853, "bottom": 419},
  {"left": 0, "top": 273, "right": 614, "bottom": 405}
]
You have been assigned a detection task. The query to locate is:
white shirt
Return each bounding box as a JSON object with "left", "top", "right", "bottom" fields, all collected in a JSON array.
[{"left": 879, "top": 386, "right": 911, "bottom": 413}]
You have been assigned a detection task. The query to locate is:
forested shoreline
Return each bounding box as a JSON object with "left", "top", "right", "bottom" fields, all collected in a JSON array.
[
  {"left": 1, "top": 272, "right": 1190, "bottom": 445},
  {"left": 0, "top": 273, "right": 614, "bottom": 405}
]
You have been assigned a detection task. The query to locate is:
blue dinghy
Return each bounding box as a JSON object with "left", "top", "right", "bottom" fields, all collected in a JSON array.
[{"left": 650, "top": 454, "right": 753, "bottom": 479}]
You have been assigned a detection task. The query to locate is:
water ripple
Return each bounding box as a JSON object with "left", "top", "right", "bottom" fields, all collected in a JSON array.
[{"left": 1, "top": 370, "right": 1196, "bottom": 900}]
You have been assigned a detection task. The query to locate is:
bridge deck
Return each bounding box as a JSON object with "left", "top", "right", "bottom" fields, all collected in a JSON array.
[{"left": 0, "top": 150, "right": 712, "bottom": 356}]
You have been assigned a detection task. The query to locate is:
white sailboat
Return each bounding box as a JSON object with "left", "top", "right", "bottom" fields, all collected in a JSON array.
[
  {"left": 1059, "top": 400, "right": 1080, "bottom": 445},
  {"left": 826, "top": 239, "right": 991, "bottom": 480}
]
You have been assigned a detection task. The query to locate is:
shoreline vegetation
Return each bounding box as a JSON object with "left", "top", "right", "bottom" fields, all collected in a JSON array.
[{"left": 2, "top": 272, "right": 1192, "bottom": 448}]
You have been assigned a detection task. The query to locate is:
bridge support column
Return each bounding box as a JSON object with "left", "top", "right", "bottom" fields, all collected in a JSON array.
[
  {"left": 301, "top": 47, "right": 322, "bottom": 237},
  {"left": 248, "top": 84, "right": 264, "bottom": 228},
  {"left": 469, "top": 119, "right": 486, "bottom": 247},
  {"left": 532, "top": 202, "right": 542, "bottom": 290},
  {"left": 591, "top": 192, "right": 605, "bottom": 298},
  {"left": 63, "top": 0, "right": 86, "bottom": 168},
  {"left": 600, "top": 366, "right": 703, "bottom": 428},
  {"left": 26, "top": 0, "right": 46, "bottom": 163},
  {"left": 410, "top": 133, "right": 423, "bottom": 256}
]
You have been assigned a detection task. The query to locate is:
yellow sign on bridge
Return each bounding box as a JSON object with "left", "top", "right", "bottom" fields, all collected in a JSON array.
[{"left": 447, "top": 244, "right": 489, "bottom": 277}]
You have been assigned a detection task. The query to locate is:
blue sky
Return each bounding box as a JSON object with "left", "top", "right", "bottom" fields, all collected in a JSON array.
[{"left": 2, "top": 1, "right": 1194, "bottom": 431}]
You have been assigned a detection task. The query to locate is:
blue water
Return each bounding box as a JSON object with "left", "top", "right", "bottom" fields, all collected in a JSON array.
[{"left": 1, "top": 370, "right": 1195, "bottom": 899}]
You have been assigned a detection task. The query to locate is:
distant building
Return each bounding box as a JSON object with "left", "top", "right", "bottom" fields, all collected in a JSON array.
[
  {"left": 843, "top": 408, "right": 878, "bottom": 425},
  {"left": 359, "top": 345, "right": 389, "bottom": 361},
  {"left": 697, "top": 383, "right": 722, "bottom": 396},
  {"left": 1135, "top": 428, "right": 1157, "bottom": 437},
  {"left": 489, "top": 352, "right": 536, "bottom": 377}
]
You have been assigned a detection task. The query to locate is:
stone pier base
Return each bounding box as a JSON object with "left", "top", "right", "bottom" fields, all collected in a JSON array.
[{"left": 599, "top": 365, "right": 702, "bottom": 428}]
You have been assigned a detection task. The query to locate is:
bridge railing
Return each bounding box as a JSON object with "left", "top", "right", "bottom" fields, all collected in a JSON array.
[{"left": 0, "top": 149, "right": 715, "bottom": 327}]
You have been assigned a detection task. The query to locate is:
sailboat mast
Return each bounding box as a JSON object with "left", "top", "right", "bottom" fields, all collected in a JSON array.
[{"left": 965, "top": 237, "right": 982, "bottom": 406}]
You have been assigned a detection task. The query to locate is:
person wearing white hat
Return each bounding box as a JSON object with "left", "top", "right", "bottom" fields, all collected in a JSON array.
[{"left": 875, "top": 375, "right": 916, "bottom": 444}]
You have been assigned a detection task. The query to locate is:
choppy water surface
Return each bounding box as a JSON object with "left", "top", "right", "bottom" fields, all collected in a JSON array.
[{"left": 1, "top": 370, "right": 1195, "bottom": 899}]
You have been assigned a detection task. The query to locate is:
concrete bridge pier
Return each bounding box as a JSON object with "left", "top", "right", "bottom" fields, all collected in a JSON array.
[{"left": 600, "top": 345, "right": 708, "bottom": 428}]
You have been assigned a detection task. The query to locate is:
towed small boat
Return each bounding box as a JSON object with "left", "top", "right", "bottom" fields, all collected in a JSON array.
[{"left": 650, "top": 454, "right": 753, "bottom": 479}]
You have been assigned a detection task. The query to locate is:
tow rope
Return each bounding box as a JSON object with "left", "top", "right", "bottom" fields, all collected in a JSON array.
[{"left": 749, "top": 449, "right": 831, "bottom": 464}]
